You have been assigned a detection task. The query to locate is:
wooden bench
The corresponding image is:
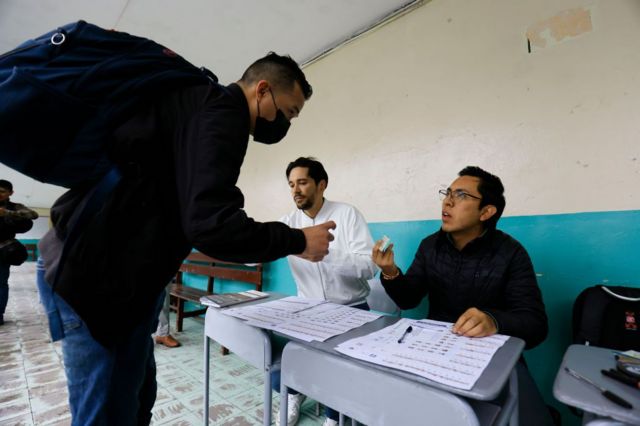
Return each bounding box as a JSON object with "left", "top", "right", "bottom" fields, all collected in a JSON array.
[
  {"left": 168, "top": 251, "right": 263, "bottom": 332},
  {"left": 23, "top": 243, "right": 38, "bottom": 261}
]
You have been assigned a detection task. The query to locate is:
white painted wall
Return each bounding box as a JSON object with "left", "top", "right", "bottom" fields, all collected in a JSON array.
[{"left": 239, "top": 0, "right": 640, "bottom": 223}]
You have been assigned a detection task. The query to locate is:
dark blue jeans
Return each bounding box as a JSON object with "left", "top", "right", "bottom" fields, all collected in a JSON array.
[
  {"left": 36, "top": 258, "right": 163, "bottom": 426},
  {"left": 272, "top": 301, "right": 370, "bottom": 421},
  {"left": 0, "top": 262, "right": 9, "bottom": 322}
]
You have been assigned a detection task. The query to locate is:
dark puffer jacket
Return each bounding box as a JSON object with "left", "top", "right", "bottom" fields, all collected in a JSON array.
[
  {"left": 0, "top": 200, "right": 38, "bottom": 242},
  {"left": 381, "top": 229, "right": 548, "bottom": 349}
]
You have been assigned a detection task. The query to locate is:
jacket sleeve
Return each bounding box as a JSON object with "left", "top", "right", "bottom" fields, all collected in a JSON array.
[
  {"left": 321, "top": 206, "right": 377, "bottom": 281},
  {"left": 173, "top": 89, "right": 306, "bottom": 263},
  {"left": 484, "top": 244, "right": 549, "bottom": 349},
  {"left": 380, "top": 239, "right": 430, "bottom": 309},
  {"left": 2, "top": 203, "right": 38, "bottom": 234}
]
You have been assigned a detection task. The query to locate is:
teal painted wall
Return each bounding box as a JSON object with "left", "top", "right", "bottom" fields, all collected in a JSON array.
[
  {"left": 259, "top": 210, "right": 640, "bottom": 425},
  {"left": 184, "top": 209, "right": 640, "bottom": 425},
  {"left": 17, "top": 238, "right": 39, "bottom": 261}
]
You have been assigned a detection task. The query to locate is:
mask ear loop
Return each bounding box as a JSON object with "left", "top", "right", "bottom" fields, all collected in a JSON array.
[
  {"left": 268, "top": 88, "right": 279, "bottom": 111},
  {"left": 256, "top": 90, "right": 262, "bottom": 118}
]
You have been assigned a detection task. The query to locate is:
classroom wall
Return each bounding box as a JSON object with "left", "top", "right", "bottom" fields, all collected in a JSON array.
[
  {"left": 226, "top": 1, "right": 640, "bottom": 424},
  {"left": 240, "top": 0, "right": 639, "bottom": 221}
]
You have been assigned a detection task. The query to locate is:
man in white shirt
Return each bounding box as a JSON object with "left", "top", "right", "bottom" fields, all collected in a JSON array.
[{"left": 275, "top": 157, "right": 377, "bottom": 426}]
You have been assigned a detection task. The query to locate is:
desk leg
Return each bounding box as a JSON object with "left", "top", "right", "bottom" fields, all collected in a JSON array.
[
  {"left": 264, "top": 366, "right": 272, "bottom": 426},
  {"left": 492, "top": 368, "right": 519, "bottom": 426},
  {"left": 203, "top": 334, "right": 210, "bottom": 425},
  {"left": 280, "top": 381, "right": 289, "bottom": 426},
  {"left": 508, "top": 369, "right": 519, "bottom": 426}
]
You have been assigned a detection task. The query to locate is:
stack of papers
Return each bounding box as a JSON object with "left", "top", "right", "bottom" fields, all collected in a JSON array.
[
  {"left": 200, "top": 290, "right": 269, "bottom": 308},
  {"left": 335, "top": 318, "right": 509, "bottom": 390},
  {"left": 223, "top": 296, "right": 382, "bottom": 342}
]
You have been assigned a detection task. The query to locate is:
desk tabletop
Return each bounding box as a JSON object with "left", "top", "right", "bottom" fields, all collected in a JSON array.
[
  {"left": 286, "top": 315, "right": 524, "bottom": 401},
  {"left": 205, "top": 295, "right": 524, "bottom": 401},
  {"left": 553, "top": 344, "right": 640, "bottom": 425}
]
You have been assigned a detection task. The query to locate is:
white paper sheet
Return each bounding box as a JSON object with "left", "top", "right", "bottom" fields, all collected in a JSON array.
[
  {"left": 222, "top": 296, "right": 382, "bottom": 342},
  {"left": 335, "top": 318, "right": 509, "bottom": 390}
]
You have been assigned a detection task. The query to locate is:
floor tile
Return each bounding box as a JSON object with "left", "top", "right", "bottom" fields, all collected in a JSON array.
[
  {"left": 0, "top": 412, "right": 33, "bottom": 425},
  {"left": 0, "top": 388, "right": 29, "bottom": 410},
  {"left": 0, "top": 263, "right": 325, "bottom": 426},
  {"left": 0, "top": 400, "right": 30, "bottom": 422},
  {"left": 151, "top": 401, "right": 191, "bottom": 424},
  {"left": 31, "top": 403, "right": 72, "bottom": 425}
]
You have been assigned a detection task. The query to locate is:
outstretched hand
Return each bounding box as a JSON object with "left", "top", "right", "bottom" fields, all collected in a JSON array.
[{"left": 300, "top": 221, "right": 336, "bottom": 262}]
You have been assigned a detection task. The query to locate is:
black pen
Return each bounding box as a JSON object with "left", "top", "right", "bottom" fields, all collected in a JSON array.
[
  {"left": 397, "top": 326, "right": 413, "bottom": 343},
  {"left": 565, "top": 367, "right": 633, "bottom": 409},
  {"left": 602, "top": 369, "right": 640, "bottom": 390}
]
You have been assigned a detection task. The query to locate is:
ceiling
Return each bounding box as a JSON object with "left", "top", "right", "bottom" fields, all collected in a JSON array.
[{"left": 0, "top": 0, "right": 421, "bottom": 207}]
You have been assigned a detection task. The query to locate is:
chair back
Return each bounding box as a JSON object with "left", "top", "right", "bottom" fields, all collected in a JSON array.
[{"left": 573, "top": 285, "right": 640, "bottom": 351}]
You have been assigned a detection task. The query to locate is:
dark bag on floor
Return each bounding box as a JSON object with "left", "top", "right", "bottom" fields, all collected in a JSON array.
[
  {"left": 0, "top": 239, "right": 28, "bottom": 266},
  {"left": 0, "top": 20, "right": 215, "bottom": 188},
  {"left": 572, "top": 285, "right": 640, "bottom": 351}
]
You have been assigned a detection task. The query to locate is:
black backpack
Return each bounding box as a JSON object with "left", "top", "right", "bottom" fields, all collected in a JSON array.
[
  {"left": 572, "top": 285, "right": 640, "bottom": 351},
  {"left": 0, "top": 20, "right": 215, "bottom": 188},
  {"left": 0, "top": 20, "right": 216, "bottom": 286}
]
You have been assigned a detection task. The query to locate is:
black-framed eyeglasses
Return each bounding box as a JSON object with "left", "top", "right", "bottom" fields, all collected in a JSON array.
[{"left": 438, "top": 189, "right": 482, "bottom": 202}]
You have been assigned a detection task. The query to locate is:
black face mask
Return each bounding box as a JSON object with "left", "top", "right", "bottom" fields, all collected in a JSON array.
[{"left": 253, "top": 89, "right": 291, "bottom": 145}]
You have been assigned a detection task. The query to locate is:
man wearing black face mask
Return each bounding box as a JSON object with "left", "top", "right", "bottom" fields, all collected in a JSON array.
[{"left": 37, "top": 52, "right": 336, "bottom": 424}]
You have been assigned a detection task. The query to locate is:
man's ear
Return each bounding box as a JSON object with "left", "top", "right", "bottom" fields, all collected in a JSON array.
[
  {"left": 318, "top": 179, "right": 327, "bottom": 192},
  {"left": 479, "top": 205, "right": 497, "bottom": 223},
  {"left": 255, "top": 80, "right": 270, "bottom": 99}
]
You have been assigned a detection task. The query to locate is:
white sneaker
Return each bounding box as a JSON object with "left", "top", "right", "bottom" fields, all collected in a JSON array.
[
  {"left": 322, "top": 418, "right": 338, "bottom": 426},
  {"left": 277, "top": 393, "right": 305, "bottom": 425}
]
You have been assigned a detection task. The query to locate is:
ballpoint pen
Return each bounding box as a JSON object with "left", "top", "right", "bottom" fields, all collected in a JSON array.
[
  {"left": 565, "top": 367, "right": 634, "bottom": 409},
  {"left": 602, "top": 369, "right": 640, "bottom": 390},
  {"left": 397, "top": 325, "right": 413, "bottom": 343}
]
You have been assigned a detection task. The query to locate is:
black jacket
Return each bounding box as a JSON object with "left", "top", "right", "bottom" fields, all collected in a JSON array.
[
  {"left": 381, "top": 229, "right": 548, "bottom": 349},
  {"left": 0, "top": 200, "right": 37, "bottom": 242},
  {"left": 40, "top": 83, "right": 306, "bottom": 346}
]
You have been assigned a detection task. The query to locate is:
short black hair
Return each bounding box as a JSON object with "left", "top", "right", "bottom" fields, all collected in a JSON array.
[
  {"left": 0, "top": 180, "right": 13, "bottom": 191},
  {"left": 286, "top": 157, "right": 328, "bottom": 186},
  {"left": 241, "top": 52, "right": 312, "bottom": 100},
  {"left": 458, "top": 166, "right": 505, "bottom": 229}
]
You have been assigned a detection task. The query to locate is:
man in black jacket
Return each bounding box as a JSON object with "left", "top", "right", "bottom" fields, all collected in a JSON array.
[
  {"left": 372, "top": 166, "right": 552, "bottom": 425},
  {"left": 0, "top": 179, "right": 38, "bottom": 325},
  {"left": 37, "top": 53, "right": 335, "bottom": 425}
]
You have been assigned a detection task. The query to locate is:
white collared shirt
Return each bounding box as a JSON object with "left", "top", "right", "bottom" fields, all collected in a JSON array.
[{"left": 280, "top": 199, "right": 378, "bottom": 305}]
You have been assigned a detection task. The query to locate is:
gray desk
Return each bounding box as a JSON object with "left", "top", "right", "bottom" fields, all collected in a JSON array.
[
  {"left": 203, "top": 298, "right": 524, "bottom": 425},
  {"left": 279, "top": 321, "right": 524, "bottom": 426},
  {"left": 553, "top": 344, "right": 640, "bottom": 425},
  {"left": 203, "top": 295, "right": 285, "bottom": 426},
  {"left": 298, "top": 315, "right": 525, "bottom": 401}
]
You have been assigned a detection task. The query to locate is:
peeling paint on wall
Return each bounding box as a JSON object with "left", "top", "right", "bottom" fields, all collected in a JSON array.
[{"left": 526, "top": 6, "right": 593, "bottom": 50}]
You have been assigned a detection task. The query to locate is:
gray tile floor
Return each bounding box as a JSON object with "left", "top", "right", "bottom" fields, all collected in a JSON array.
[{"left": 0, "top": 263, "right": 324, "bottom": 426}]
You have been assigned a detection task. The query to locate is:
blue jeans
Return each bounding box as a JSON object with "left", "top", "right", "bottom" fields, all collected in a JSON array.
[
  {"left": 271, "top": 301, "right": 370, "bottom": 421},
  {"left": 36, "top": 259, "right": 163, "bottom": 426},
  {"left": 0, "top": 262, "right": 9, "bottom": 322}
]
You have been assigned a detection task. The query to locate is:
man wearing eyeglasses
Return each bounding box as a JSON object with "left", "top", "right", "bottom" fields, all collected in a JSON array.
[{"left": 371, "top": 166, "right": 553, "bottom": 425}]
